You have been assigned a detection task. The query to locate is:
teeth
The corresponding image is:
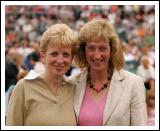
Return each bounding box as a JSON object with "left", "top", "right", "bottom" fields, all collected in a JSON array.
[{"left": 92, "top": 59, "right": 103, "bottom": 62}]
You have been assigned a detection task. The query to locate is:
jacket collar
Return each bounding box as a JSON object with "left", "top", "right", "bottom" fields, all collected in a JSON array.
[
  {"left": 76, "top": 67, "right": 127, "bottom": 83},
  {"left": 103, "top": 69, "right": 127, "bottom": 125},
  {"left": 112, "top": 68, "right": 127, "bottom": 81},
  {"left": 74, "top": 68, "right": 88, "bottom": 121},
  {"left": 24, "top": 70, "right": 41, "bottom": 80},
  {"left": 24, "top": 70, "right": 69, "bottom": 82}
]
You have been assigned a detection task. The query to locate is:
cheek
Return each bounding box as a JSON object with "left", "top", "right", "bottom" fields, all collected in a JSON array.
[
  {"left": 44, "top": 56, "right": 56, "bottom": 67},
  {"left": 85, "top": 53, "right": 92, "bottom": 63},
  {"left": 105, "top": 55, "right": 110, "bottom": 63},
  {"left": 45, "top": 57, "right": 53, "bottom": 64},
  {"left": 64, "top": 57, "right": 73, "bottom": 65},
  {"left": 85, "top": 52, "right": 93, "bottom": 58},
  {"left": 106, "top": 52, "right": 111, "bottom": 59},
  {"left": 104, "top": 50, "right": 111, "bottom": 57}
]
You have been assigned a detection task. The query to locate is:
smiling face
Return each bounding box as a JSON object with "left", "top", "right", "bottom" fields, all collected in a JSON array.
[
  {"left": 85, "top": 40, "right": 111, "bottom": 71},
  {"left": 41, "top": 43, "right": 73, "bottom": 77}
]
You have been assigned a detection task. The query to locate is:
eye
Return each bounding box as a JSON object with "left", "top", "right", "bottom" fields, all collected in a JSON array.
[
  {"left": 63, "top": 52, "right": 71, "bottom": 58},
  {"left": 86, "top": 46, "right": 95, "bottom": 51},
  {"left": 50, "top": 52, "right": 58, "bottom": 57},
  {"left": 99, "top": 47, "right": 107, "bottom": 51},
  {"left": 99, "top": 46, "right": 110, "bottom": 51}
]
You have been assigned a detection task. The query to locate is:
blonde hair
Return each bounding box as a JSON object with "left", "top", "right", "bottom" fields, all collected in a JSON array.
[
  {"left": 40, "top": 23, "right": 78, "bottom": 55},
  {"left": 75, "top": 19, "right": 124, "bottom": 70}
]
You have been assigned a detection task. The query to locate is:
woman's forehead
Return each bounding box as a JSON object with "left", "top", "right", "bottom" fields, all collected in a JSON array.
[
  {"left": 86, "top": 40, "right": 110, "bottom": 46},
  {"left": 48, "top": 42, "right": 71, "bottom": 49},
  {"left": 46, "top": 44, "right": 72, "bottom": 52}
]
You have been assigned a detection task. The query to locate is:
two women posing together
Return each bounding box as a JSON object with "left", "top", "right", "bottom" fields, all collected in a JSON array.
[{"left": 6, "top": 19, "right": 147, "bottom": 126}]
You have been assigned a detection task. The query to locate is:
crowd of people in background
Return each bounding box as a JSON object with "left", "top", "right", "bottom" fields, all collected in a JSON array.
[{"left": 5, "top": 5, "right": 155, "bottom": 126}]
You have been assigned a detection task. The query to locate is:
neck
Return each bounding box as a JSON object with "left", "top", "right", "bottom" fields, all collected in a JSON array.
[
  {"left": 42, "top": 71, "right": 63, "bottom": 88},
  {"left": 89, "top": 68, "right": 108, "bottom": 82},
  {"left": 87, "top": 68, "right": 111, "bottom": 93}
]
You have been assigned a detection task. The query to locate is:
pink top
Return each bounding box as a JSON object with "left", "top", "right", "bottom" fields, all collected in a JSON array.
[{"left": 78, "top": 87, "right": 108, "bottom": 126}]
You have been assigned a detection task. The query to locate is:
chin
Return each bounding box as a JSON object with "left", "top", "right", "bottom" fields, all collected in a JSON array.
[
  {"left": 53, "top": 70, "right": 65, "bottom": 76},
  {"left": 55, "top": 73, "right": 65, "bottom": 77},
  {"left": 90, "top": 66, "right": 106, "bottom": 71}
]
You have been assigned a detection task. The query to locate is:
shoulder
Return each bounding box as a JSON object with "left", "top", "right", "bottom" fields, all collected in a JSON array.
[
  {"left": 12, "top": 77, "right": 32, "bottom": 93},
  {"left": 23, "top": 70, "right": 41, "bottom": 80},
  {"left": 114, "top": 69, "right": 143, "bottom": 82},
  {"left": 121, "top": 69, "right": 145, "bottom": 95},
  {"left": 116, "top": 69, "right": 145, "bottom": 92},
  {"left": 67, "top": 68, "right": 87, "bottom": 83},
  {"left": 13, "top": 70, "right": 43, "bottom": 92},
  {"left": 121, "top": 69, "right": 143, "bottom": 81},
  {"left": 63, "top": 75, "right": 76, "bottom": 88},
  {"left": 14, "top": 78, "right": 26, "bottom": 89},
  {"left": 9, "top": 79, "right": 26, "bottom": 100}
]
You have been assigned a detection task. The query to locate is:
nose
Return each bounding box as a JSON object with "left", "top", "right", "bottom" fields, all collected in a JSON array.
[
  {"left": 56, "top": 55, "right": 64, "bottom": 64},
  {"left": 94, "top": 49, "right": 101, "bottom": 60}
]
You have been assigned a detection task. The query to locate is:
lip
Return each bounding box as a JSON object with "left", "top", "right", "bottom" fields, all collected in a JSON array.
[
  {"left": 54, "top": 66, "right": 65, "bottom": 70},
  {"left": 92, "top": 59, "right": 104, "bottom": 64}
]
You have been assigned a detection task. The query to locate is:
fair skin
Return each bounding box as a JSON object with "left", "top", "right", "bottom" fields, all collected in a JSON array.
[
  {"left": 40, "top": 43, "right": 73, "bottom": 95},
  {"left": 85, "top": 40, "right": 111, "bottom": 98}
]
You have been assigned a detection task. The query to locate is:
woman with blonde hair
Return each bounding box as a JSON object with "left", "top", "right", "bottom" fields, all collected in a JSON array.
[
  {"left": 71, "top": 19, "right": 147, "bottom": 126},
  {"left": 6, "top": 23, "right": 78, "bottom": 125}
]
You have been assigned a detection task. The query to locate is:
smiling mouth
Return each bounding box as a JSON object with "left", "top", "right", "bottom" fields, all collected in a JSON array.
[
  {"left": 92, "top": 59, "right": 104, "bottom": 63},
  {"left": 54, "top": 66, "right": 65, "bottom": 69}
]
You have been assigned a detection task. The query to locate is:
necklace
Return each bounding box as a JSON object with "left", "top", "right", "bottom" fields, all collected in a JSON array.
[{"left": 87, "top": 70, "right": 112, "bottom": 93}]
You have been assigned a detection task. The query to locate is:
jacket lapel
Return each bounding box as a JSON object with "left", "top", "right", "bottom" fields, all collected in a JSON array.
[
  {"left": 103, "top": 69, "right": 126, "bottom": 125},
  {"left": 74, "top": 68, "right": 88, "bottom": 122}
]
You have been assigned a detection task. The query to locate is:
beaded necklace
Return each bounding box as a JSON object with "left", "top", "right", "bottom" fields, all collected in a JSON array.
[{"left": 87, "top": 69, "right": 113, "bottom": 93}]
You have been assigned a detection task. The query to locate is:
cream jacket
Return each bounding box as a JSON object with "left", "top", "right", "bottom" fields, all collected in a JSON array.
[{"left": 70, "top": 68, "right": 147, "bottom": 126}]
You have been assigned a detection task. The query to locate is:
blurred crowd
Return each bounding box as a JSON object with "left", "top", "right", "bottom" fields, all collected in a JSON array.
[{"left": 5, "top": 5, "right": 155, "bottom": 125}]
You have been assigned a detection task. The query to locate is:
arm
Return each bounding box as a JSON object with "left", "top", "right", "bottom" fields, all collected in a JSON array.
[{"left": 6, "top": 80, "right": 25, "bottom": 125}]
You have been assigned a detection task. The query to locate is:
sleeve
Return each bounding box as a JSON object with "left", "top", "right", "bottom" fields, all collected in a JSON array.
[
  {"left": 130, "top": 77, "right": 147, "bottom": 126},
  {"left": 6, "top": 80, "right": 25, "bottom": 125}
]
